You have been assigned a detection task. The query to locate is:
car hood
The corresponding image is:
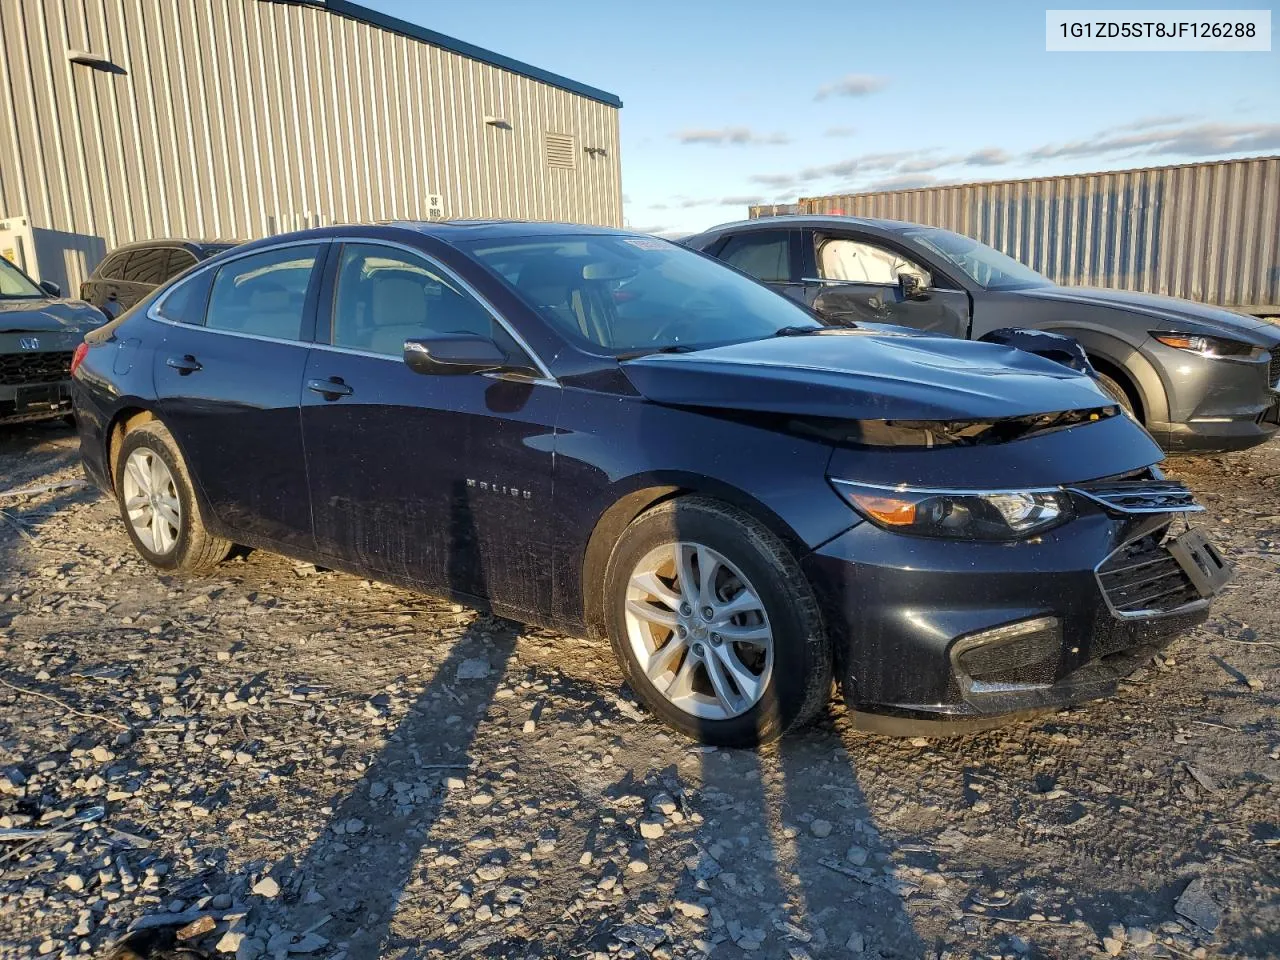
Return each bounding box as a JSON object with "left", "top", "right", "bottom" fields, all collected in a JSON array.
[
  {"left": 0, "top": 298, "right": 105, "bottom": 334},
  {"left": 621, "top": 332, "right": 1113, "bottom": 421},
  {"left": 1013, "top": 285, "right": 1278, "bottom": 341}
]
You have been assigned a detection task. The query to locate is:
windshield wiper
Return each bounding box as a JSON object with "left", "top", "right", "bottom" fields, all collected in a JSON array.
[
  {"left": 615, "top": 344, "right": 699, "bottom": 360},
  {"left": 773, "top": 325, "right": 844, "bottom": 337}
]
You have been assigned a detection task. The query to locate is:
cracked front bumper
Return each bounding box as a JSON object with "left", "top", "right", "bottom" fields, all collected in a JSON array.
[{"left": 801, "top": 500, "right": 1214, "bottom": 731}]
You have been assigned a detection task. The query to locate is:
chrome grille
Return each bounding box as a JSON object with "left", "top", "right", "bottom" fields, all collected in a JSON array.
[
  {"left": 1096, "top": 534, "right": 1204, "bottom": 618},
  {"left": 1070, "top": 480, "right": 1201, "bottom": 514},
  {"left": 0, "top": 351, "right": 73, "bottom": 386}
]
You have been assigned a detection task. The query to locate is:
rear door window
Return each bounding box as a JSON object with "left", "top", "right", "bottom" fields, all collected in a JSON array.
[
  {"left": 206, "top": 245, "right": 322, "bottom": 341},
  {"left": 716, "top": 231, "right": 792, "bottom": 283}
]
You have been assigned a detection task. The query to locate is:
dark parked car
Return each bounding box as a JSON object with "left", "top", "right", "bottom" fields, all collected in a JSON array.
[
  {"left": 80, "top": 239, "right": 237, "bottom": 319},
  {"left": 0, "top": 255, "right": 106, "bottom": 425},
  {"left": 72, "top": 222, "right": 1229, "bottom": 745},
  {"left": 684, "top": 216, "right": 1280, "bottom": 452}
]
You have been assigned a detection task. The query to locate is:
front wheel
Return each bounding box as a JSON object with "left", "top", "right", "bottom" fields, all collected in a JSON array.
[
  {"left": 115, "top": 421, "right": 232, "bottom": 574},
  {"left": 1094, "top": 370, "right": 1137, "bottom": 418},
  {"left": 603, "top": 497, "right": 832, "bottom": 747}
]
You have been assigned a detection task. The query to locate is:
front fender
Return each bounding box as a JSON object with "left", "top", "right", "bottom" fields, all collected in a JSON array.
[{"left": 1036, "top": 326, "right": 1170, "bottom": 426}]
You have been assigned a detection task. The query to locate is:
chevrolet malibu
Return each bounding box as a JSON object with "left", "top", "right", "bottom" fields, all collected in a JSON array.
[{"left": 71, "top": 222, "right": 1230, "bottom": 745}]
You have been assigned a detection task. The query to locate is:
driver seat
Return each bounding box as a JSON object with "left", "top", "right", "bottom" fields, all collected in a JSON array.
[{"left": 516, "top": 257, "right": 616, "bottom": 345}]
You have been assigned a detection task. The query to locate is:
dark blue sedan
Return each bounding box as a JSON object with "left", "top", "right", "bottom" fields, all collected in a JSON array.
[{"left": 70, "top": 221, "right": 1228, "bottom": 745}]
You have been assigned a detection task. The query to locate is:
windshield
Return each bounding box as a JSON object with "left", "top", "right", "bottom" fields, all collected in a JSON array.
[
  {"left": 903, "top": 226, "right": 1052, "bottom": 291},
  {"left": 0, "top": 257, "right": 45, "bottom": 299},
  {"left": 462, "top": 234, "right": 821, "bottom": 354}
]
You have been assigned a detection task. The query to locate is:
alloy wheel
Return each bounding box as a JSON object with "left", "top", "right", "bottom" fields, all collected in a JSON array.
[
  {"left": 623, "top": 541, "right": 775, "bottom": 720},
  {"left": 122, "top": 448, "right": 182, "bottom": 555}
]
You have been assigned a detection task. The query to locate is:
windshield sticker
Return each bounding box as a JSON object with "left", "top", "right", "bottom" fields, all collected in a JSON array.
[{"left": 622, "top": 237, "right": 668, "bottom": 250}]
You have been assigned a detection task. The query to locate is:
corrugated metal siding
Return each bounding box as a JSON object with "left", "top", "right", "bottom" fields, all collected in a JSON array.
[
  {"left": 0, "top": 0, "right": 623, "bottom": 288},
  {"left": 749, "top": 157, "right": 1280, "bottom": 311}
]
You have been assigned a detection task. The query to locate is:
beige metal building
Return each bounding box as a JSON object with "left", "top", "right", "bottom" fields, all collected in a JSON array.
[
  {"left": 751, "top": 156, "right": 1280, "bottom": 315},
  {"left": 0, "top": 0, "right": 624, "bottom": 294}
]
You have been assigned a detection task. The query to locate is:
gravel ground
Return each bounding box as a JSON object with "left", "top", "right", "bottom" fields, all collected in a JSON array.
[{"left": 0, "top": 421, "right": 1276, "bottom": 960}]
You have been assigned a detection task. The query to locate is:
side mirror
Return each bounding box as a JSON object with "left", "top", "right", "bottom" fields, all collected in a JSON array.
[
  {"left": 897, "top": 272, "right": 926, "bottom": 300},
  {"left": 39, "top": 280, "right": 61, "bottom": 298},
  {"left": 403, "top": 334, "right": 511, "bottom": 376}
]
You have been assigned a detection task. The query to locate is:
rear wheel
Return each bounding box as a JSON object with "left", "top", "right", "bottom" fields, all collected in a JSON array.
[
  {"left": 115, "top": 421, "right": 231, "bottom": 573},
  {"left": 604, "top": 497, "right": 831, "bottom": 746}
]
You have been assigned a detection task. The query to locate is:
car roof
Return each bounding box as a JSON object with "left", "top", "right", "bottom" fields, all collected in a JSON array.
[
  {"left": 222, "top": 221, "right": 672, "bottom": 260},
  {"left": 693, "top": 215, "right": 929, "bottom": 236},
  {"left": 386, "top": 219, "right": 642, "bottom": 242},
  {"left": 109, "top": 238, "right": 239, "bottom": 255}
]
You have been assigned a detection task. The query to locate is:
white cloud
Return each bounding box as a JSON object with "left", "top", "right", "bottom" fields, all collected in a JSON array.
[
  {"left": 673, "top": 126, "right": 789, "bottom": 146},
  {"left": 1029, "top": 121, "right": 1280, "bottom": 161},
  {"left": 814, "top": 74, "right": 888, "bottom": 100}
]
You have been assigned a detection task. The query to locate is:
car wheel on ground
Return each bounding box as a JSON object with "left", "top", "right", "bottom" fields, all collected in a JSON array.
[
  {"left": 114, "top": 420, "right": 231, "bottom": 573},
  {"left": 604, "top": 497, "right": 832, "bottom": 747},
  {"left": 1093, "top": 370, "right": 1136, "bottom": 416}
]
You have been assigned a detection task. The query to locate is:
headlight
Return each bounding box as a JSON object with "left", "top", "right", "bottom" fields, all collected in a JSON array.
[
  {"left": 831, "top": 480, "right": 1073, "bottom": 540},
  {"left": 1151, "top": 331, "right": 1263, "bottom": 359}
]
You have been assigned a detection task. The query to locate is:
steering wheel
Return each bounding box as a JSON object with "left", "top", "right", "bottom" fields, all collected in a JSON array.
[{"left": 647, "top": 295, "right": 720, "bottom": 343}]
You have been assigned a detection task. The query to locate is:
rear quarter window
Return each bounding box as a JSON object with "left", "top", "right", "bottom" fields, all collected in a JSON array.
[
  {"left": 94, "top": 251, "right": 131, "bottom": 281},
  {"left": 155, "top": 271, "right": 214, "bottom": 325}
]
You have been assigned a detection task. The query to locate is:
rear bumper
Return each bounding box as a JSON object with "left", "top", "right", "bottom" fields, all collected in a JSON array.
[
  {"left": 0, "top": 379, "right": 72, "bottom": 424},
  {"left": 801, "top": 507, "right": 1212, "bottom": 729}
]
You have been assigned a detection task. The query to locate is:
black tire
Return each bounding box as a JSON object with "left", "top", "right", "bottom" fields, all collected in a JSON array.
[
  {"left": 1094, "top": 370, "right": 1136, "bottom": 417},
  {"left": 603, "top": 496, "right": 832, "bottom": 747},
  {"left": 114, "top": 421, "right": 232, "bottom": 574}
]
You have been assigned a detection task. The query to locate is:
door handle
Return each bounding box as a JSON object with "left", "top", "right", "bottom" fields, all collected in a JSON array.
[
  {"left": 307, "top": 377, "right": 353, "bottom": 399},
  {"left": 166, "top": 355, "right": 201, "bottom": 374}
]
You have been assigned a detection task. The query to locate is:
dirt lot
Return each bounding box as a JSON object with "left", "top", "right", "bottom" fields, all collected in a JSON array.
[{"left": 0, "top": 421, "right": 1276, "bottom": 960}]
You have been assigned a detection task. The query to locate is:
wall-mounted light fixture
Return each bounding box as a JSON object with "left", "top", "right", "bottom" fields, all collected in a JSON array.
[
  {"left": 584, "top": 146, "right": 608, "bottom": 158},
  {"left": 67, "top": 49, "right": 126, "bottom": 74},
  {"left": 483, "top": 115, "right": 512, "bottom": 129}
]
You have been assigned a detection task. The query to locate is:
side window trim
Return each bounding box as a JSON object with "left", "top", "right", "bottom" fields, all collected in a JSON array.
[{"left": 318, "top": 236, "right": 553, "bottom": 380}]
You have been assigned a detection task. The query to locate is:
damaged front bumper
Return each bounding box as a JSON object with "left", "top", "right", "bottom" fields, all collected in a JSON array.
[
  {"left": 801, "top": 479, "right": 1224, "bottom": 733},
  {"left": 0, "top": 378, "right": 73, "bottom": 424}
]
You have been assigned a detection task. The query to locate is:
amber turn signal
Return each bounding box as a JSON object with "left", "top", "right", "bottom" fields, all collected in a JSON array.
[{"left": 846, "top": 493, "right": 918, "bottom": 526}]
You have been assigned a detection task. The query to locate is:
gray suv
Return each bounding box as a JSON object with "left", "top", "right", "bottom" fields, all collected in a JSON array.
[{"left": 684, "top": 216, "right": 1280, "bottom": 452}]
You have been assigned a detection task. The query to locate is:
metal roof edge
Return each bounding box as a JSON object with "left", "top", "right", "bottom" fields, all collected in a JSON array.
[
  {"left": 263, "top": 0, "right": 623, "bottom": 108},
  {"left": 794, "top": 154, "right": 1280, "bottom": 203}
]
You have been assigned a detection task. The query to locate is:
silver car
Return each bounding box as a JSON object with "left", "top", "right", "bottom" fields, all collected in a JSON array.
[{"left": 684, "top": 216, "right": 1280, "bottom": 452}]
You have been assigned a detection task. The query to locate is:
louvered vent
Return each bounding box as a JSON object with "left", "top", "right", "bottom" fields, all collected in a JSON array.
[{"left": 545, "top": 132, "right": 575, "bottom": 169}]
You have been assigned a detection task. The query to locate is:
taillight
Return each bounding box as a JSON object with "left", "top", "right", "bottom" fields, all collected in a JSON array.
[{"left": 70, "top": 342, "right": 89, "bottom": 377}]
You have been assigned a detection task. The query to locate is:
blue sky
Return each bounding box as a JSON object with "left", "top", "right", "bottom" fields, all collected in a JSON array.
[{"left": 364, "top": 0, "right": 1279, "bottom": 234}]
